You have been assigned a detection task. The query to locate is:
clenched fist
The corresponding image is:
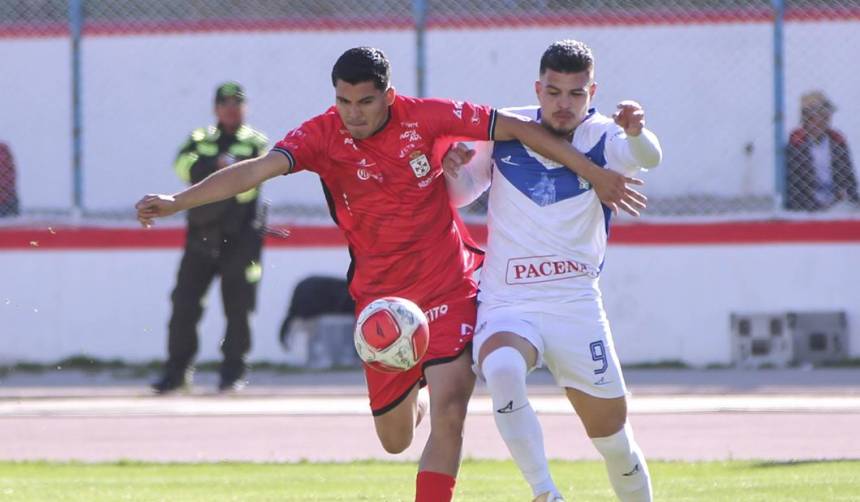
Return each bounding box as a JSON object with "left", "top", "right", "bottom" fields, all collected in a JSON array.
[
  {"left": 135, "top": 194, "right": 180, "bottom": 228},
  {"left": 613, "top": 100, "right": 646, "bottom": 137}
]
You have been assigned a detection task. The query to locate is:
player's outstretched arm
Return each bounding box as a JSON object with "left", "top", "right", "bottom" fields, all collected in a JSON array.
[
  {"left": 612, "top": 100, "right": 662, "bottom": 169},
  {"left": 135, "top": 151, "right": 290, "bottom": 227},
  {"left": 493, "top": 112, "right": 647, "bottom": 216}
]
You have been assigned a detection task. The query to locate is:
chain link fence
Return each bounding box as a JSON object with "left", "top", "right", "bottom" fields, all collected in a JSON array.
[{"left": 2, "top": 0, "right": 859, "bottom": 223}]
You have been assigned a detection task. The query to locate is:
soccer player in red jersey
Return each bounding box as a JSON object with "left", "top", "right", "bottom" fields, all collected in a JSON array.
[{"left": 136, "top": 47, "right": 645, "bottom": 502}]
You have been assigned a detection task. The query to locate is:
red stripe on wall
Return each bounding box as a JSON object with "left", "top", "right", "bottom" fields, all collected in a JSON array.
[
  {"left": 608, "top": 220, "right": 860, "bottom": 245},
  {"left": 0, "top": 225, "right": 345, "bottom": 250},
  {"left": 2, "top": 8, "right": 858, "bottom": 39},
  {"left": 1, "top": 221, "right": 858, "bottom": 250}
]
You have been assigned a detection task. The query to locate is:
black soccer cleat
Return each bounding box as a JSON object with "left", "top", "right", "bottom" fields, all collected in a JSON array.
[
  {"left": 217, "top": 374, "right": 248, "bottom": 393},
  {"left": 218, "top": 363, "right": 248, "bottom": 393},
  {"left": 151, "top": 368, "right": 193, "bottom": 395}
]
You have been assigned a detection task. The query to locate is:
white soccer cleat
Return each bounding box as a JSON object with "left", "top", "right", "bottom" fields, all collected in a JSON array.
[
  {"left": 532, "top": 492, "right": 565, "bottom": 502},
  {"left": 415, "top": 387, "right": 430, "bottom": 427}
]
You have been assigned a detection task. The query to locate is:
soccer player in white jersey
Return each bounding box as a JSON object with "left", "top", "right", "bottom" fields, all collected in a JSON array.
[{"left": 443, "top": 40, "right": 662, "bottom": 502}]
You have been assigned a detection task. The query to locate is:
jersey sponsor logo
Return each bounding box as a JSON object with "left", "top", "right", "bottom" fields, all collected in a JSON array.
[
  {"left": 344, "top": 137, "right": 359, "bottom": 150},
  {"left": 505, "top": 255, "right": 599, "bottom": 284},
  {"left": 400, "top": 130, "right": 423, "bottom": 142},
  {"left": 399, "top": 144, "right": 416, "bottom": 159},
  {"left": 424, "top": 303, "right": 449, "bottom": 322},
  {"left": 418, "top": 177, "right": 434, "bottom": 189},
  {"left": 470, "top": 107, "right": 482, "bottom": 125},
  {"left": 357, "top": 167, "right": 383, "bottom": 183},
  {"left": 409, "top": 151, "right": 431, "bottom": 177},
  {"left": 356, "top": 158, "right": 383, "bottom": 182},
  {"left": 452, "top": 101, "right": 464, "bottom": 119},
  {"left": 401, "top": 121, "right": 419, "bottom": 129}
]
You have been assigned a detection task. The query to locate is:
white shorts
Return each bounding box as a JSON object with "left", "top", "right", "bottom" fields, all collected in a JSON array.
[{"left": 473, "top": 298, "right": 627, "bottom": 399}]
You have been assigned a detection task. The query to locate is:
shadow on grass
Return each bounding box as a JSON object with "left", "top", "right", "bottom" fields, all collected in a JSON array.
[{"left": 751, "top": 459, "right": 860, "bottom": 468}]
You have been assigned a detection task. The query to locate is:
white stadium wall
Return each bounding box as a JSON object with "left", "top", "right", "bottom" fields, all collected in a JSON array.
[
  {"left": 1, "top": 228, "right": 858, "bottom": 366},
  {"left": 601, "top": 242, "right": 860, "bottom": 365},
  {"left": 0, "top": 37, "right": 73, "bottom": 209},
  {"left": 1, "top": 18, "right": 858, "bottom": 366},
  {"left": 2, "top": 19, "right": 859, "bottom": 211},
  {"left": 77, "top": 29, "right": 416, "bottom": 212},
  {"left": 0, "top": 244, "right": 351, "bottom": 364}
]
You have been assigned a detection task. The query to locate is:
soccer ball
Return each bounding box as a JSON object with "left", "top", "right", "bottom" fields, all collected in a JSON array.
[{"left": 354, "top": 297, "right": 430, "bottom": 373}]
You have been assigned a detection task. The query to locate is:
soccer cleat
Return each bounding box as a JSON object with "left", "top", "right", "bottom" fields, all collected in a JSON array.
[
  {"left": 151, "top": 367, "right": 193, "bottom": 395},
  {"left": 218, "top": 364, "right": 248, "bottom": 393},
  {"left": 217, "top": 374, "right": 248, "bottom": 393},
  {"left": 532, "top": 492, "right": 565, "bottom": 502}
]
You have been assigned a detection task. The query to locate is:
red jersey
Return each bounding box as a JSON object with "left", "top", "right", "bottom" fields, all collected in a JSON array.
[
  {"left": 0, "top": 143, "right": 16, "bottom": 206},
  {"left": 274, "top": 95, "right": 497, "bottom": 309}
]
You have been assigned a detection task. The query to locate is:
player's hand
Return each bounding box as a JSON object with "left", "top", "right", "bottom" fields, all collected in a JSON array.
[
  {"left": 591, "top": 169, "right": 647, "bottom": 217},
  {"left": 441, "top": 142, "right": 475, "bottom": 179},
  {"left": 135, "top": 194, "right": 179, "bottom": 228},
  {"left": 613, "top": 100, "right": 645, "bottom": 137}
]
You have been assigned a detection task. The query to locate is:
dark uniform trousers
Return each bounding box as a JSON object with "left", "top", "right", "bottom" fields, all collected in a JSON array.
[{"left": 167, "top": 222, "right": 262, "bottom": 378}]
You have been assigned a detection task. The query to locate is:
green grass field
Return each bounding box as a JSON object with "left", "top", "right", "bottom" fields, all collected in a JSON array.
[{"left": 0, "top": 460, "right": 857, "bottom": 501}]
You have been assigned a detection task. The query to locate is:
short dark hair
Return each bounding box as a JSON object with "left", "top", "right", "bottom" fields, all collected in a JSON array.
[
  {"left": 331, "top": 47, "right": 391, "bottom": 91},
  {"left": 540, "top": 40, "right": 594, "bottom": 75}
]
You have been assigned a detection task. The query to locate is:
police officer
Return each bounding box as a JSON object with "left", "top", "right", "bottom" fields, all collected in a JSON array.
[{"left": 152, "top": 82, "right": 268, "bottom": 394}]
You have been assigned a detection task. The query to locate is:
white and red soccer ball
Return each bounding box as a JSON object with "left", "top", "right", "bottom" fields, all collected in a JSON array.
[{"left": 354, "top": 297, "right": 430, "bottom": 373}]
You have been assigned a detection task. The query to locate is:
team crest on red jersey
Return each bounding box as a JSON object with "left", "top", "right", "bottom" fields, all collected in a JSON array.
[{"left": 409, "top": 151, "right": 431, "bottom": 178}]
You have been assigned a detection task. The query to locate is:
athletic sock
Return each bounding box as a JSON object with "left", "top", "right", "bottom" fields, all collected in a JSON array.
[
  {"left": 590, "top": 423, "right": 652, "bottom": 502},
  {"left": 415, "top": 470, "right": 455, "bottom": 502},
  {"left": 483, "top": 346, "right": 558, "bottom": 497}
]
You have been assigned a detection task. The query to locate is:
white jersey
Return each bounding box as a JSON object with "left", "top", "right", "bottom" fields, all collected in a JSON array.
[{"left": 452, "top": 106, "right": 655, "bottom": 305}]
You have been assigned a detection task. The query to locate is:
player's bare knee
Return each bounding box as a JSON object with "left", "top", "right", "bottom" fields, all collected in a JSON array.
[
  {"left": 584, "top": 415, "right": 626, "bottom": 439},
  {"left": 380, "top": 436, "right": 412, "bottom": 454},
  {"left": 579, "top": 401, "right": 627, "bottom": 437},
  {"left": 374, "top": 405, "right": 417, "bottom": 454},
  {"left": 377, "top": 427, "right": 414, "bottom": 454}
]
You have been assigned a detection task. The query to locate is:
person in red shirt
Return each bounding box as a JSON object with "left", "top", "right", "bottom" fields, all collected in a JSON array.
[
  {"left": 0, "top": 142, "right": 19, "bottom": 217},
  {"left": 136, "top": 47, "right": 645, "bottom": 502}
]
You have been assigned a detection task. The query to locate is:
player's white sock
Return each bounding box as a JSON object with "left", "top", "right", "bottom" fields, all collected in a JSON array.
[
  {"left": 590, "top": 423, "right": 652, "bottom": 502},
  {"left": 482, "top": 346, "right": 558, "bottom": 498}
]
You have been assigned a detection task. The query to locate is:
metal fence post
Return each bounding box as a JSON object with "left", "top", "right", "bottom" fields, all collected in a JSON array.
[
  {"left": 413, "top": 0, "right": 427, "bottom": 97},
  {"left": 772, "top": 0, "right": 786, "bottom": 210},
  {"left": 69, "top": 0, "right": 84, "bottom": 215}
]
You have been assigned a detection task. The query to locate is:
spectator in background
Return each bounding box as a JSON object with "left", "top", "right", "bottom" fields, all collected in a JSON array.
[
  {"left": 151, "top": 82, "right": 269, "bottom": 394},
  {"left": 0, "top": 142, "right": 19, "bottom": 217},
  {"left": 786, "top": 91, "right": 860, "bottom": 211}
]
